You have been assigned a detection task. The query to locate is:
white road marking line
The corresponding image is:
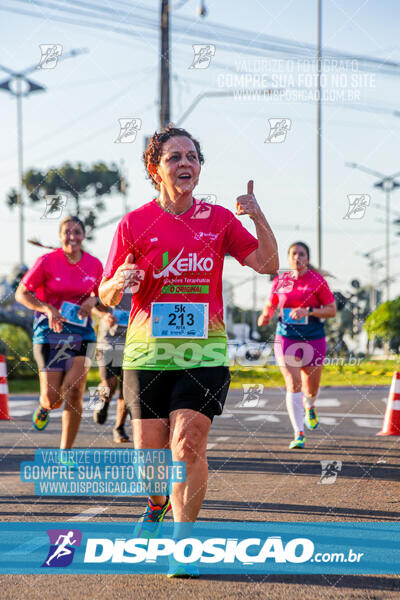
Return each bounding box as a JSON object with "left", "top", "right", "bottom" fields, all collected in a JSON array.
[
  {"left": 353, "top": 418, "right": 383, "bottom": 429},
  {"left": 245, "top": 415, "right": 280, "bottom": 422},
  {"left": 227, "top": 409, "right": 383, "bottom": 418},
  {"left": 69, "top": 506, "right": 108, "bottom": 521},
  {"left": 8, "top": 400, "right": 37, "bottom": 407},
  {"left": 9, "top": 506, "right": 108, "bottom": 555},
  {"left": 316, "top": 399, "right": 340, "bottom": 407},
  {"left": 319, "top": 417, "right": 338, "bottom": 425},
  {"left": 8, "top": 409, "right": 33, "bottom": 417},
  {"left": 235, "top": 399, "right": 268, "bottom": 408},
  {"left": 207, "top": 436, "right": 230, "bottom": 450}
]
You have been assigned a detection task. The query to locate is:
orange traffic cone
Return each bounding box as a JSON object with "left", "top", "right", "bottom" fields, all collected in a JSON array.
[
  {"left": 0, "top": 355, "right": 11, "bottom": 420},
  {"left": 377, "top": 371, "right": 400, "bottom": 436}
]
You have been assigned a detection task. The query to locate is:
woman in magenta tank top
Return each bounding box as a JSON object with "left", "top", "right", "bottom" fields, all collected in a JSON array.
[
  {"left": 15, "top": 216, "right": 104, "bottom": 454},
  {"left": 258, "top": 242, "right": 337, "bottom": 450}
]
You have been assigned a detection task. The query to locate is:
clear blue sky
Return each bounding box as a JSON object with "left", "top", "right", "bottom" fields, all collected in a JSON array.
[{"left": 1, "top": 0, "right": 400, "bottom": 308}]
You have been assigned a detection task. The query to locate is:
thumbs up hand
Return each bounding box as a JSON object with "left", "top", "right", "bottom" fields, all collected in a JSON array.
[
  {"left": 236, "top": 180, "right": 262, "bottom": 221},
  {"left": 114, "top": 254, "right": 144, "bottom": 293}
]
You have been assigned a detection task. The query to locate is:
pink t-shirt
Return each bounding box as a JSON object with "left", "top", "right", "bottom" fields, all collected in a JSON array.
[
  {"left": 22, "top": 248, "right": 103, "bottom": 311},
  {"left": 104, "top": 198, "right": 259, "bottom": 369},
  {"left": 269, "top": 269, "right": 335, "bottom": 339},
  {"left": 269, "top": 269, "right": 335, "bottom": 309}
]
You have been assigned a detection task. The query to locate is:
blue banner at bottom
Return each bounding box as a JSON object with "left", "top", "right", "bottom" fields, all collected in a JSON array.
[{"left": 0, "top": 522, "right": 399, "bottom": 574}]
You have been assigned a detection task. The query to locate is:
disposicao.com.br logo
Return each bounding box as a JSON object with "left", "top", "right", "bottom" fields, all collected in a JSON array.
[
  {"left": 84, "top": 535, "right": 315, "bottom": 565},
  {"left": 2, "top": 522, "right": 396, "bottom": 575}
]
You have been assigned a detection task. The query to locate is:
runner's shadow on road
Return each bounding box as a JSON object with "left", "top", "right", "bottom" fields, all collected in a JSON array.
[
  {"left": 200, "top": 499, "right": 400, "bottom": 521},
  {"left": 208, "top": 456, "right": 400, "bottom": 481},
  {"left": 201, "top": 573, "right": 400, "bottom": 590}
]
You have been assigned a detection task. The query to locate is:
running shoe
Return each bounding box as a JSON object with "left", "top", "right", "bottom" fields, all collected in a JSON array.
[
  {"left": 304, "top": 405, "right": 319, "bottom": 430},
  {"left": 113, "top": 425, "right": 130, "bottom": 443},
  {"left": 289, "top": 432, "right": 306, "bottom": 449},
  {"left": 32, "top": 406, "right": 49, "bottom": 431},
  {"left": 58, "top": 451, "right": 77, "bottom": 469},
  {"left": 167, "top": 557, "right": 200, "bottom": 579},
  {"left": 93, "top": 400, "right": 109, "bottom": 424},
  {"left": 134, "top": 496, "right": 172, "bottom": 539}
]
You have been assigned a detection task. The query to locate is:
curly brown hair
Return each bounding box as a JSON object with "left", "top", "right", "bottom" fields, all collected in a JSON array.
[{"left": 143, "top": 125, "right": 205, "bottom": 190}]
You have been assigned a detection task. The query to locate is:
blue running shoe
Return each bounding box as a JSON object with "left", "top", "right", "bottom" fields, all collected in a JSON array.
[
  {"left": 134, "top": 496, "right": 172, "bottom": 539},
  {"left": 289, "top": 432, "right": 306, "bottom": 449},
  {"left": 305, "top": 405, "right": 319, "bottom": 430},
  {"left": 167, "top": 557, "right": 199, "bottom": 579}
]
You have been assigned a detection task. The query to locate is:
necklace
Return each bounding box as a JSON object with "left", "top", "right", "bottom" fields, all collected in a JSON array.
[{"left": 156, "top": 197, "right": 193, "bottom": 215}]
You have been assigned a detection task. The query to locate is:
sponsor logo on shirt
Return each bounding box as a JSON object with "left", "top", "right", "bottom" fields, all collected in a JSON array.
[
  {"left": 82, "top": 276, "right": 96, "bottom": 282},
  {"left": 194, "top": 232, "right": 219, "bottom": 241},
  {"left": 153, "top": 248, "right": 214, "bottom": 279}
]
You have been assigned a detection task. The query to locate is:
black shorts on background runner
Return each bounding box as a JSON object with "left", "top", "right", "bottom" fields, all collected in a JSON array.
[
  {"left": 33, "top": 340, "right": 95, "bottom": 372},
  {"left": 123, "top": 366, "right": 231, "bottom": 421}
]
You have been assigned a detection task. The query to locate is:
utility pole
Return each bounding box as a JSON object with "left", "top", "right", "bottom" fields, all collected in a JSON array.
[
  {"left": 251, "top": 273, "right": 257, "bottom": 338},
  {"left": 160, "top": 0, "right": 170, "bottom": 129},
  {"left": 0, "top": 48, "right": 88, "bottom": 265},
  {"left": 317, "top": 0, "right": 322, "bottom": 268},
  {"left": 346, "top": 162, "right": 400, "bottom": 301}
]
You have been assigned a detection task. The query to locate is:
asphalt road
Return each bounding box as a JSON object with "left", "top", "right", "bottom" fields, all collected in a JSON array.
[{"left": 1, "top": 386, "right": 399, "bottom": 599}]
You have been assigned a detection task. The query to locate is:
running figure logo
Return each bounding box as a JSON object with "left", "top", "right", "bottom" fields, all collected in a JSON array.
[
  {"left": 189, "top": 44, "right": 216, "bottom": 69},
  {"left": 191, "top": 197, "right": 216, "bottom": 219},
  {"left": 319, "top": 460, "right": 342, "bottom": 485},
  {"left": 114, "top": 118, "right": 142, "bottom": 143},
  {"left": 88, "top": 386, "right": 110, "bottom": 410},
  {"left": 41, "top": 194, "right": 68, "bottom": 219},
  {"left": 239, "top": 384, "right": 264, "bottom": 407},
  {"left": 37, "top": 44, "right": 63, "bottom": 69},
  {"left": 343, "top": 194, "right": 370, "bottom": 219},
  {"left": 42, "top": 529, "right": 82, "bottom": 567},
  {"left": 275, "top": 270, "right": 296, "bottom": 294},
  {"left": 46, "top": 336, "right": 75, "bottom": 370},
  {"left": 265, "top": 119, "right": 291, "bottom": 143}
]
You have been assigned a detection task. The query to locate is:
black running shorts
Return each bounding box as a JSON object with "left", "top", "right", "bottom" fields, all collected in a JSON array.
[
  {"left": 33, "top": 340, "right": 95, "bottom": 372},
  {"left": 123, "top": 366, "right": 231, "bottom": 422}
]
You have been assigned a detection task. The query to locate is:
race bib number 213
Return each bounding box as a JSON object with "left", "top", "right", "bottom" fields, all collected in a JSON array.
[{"left": 151, "top": 302, "right": 209, "bottom": 339}]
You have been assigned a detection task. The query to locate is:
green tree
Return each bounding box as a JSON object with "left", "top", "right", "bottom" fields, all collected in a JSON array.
[
  {"left": 6, "top": 162, "right": 126, "bottom": 238},
  {"left": 0, "top": 324, "right": 34, "bottom": 378},
  {"left": 364, "top": 298, "right": 400, "bottom": 351}
]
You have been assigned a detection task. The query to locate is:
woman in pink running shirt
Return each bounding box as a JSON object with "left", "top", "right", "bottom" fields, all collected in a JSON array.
[
  {"left": 99, "top": 126, "right": 279, "bottom": 577},
  {"left": 16, "top": 216, "right": 104, "bottom": 451},
  {"left": 258, "top": 242, "right": 336, "bottom": 450}
]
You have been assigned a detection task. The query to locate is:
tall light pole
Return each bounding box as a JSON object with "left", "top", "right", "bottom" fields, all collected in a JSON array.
[
  {"left": 160, "top": 0, "right": 170, "bottom": 129},
  {"left": 346, "top": 162, "right": 400, "bottom": 301},
  {"left": 0, "top": 48, "right": 87, "bottom": 265},
  {"left": 317, "top": 0, "right": 322, "bottom": 268}
]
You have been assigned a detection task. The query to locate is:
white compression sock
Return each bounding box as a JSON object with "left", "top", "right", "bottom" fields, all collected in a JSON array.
[
  {"left": 303, "top": 393, "right": 318, "bottom": 409},
  {"left": 286, "top": 391, "right": 304, "bottom": 434}
]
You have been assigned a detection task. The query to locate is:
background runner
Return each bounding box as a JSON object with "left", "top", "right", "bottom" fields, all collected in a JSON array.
[
  {"left": 258, "top": 241, "right": 336, "bottom": 449},
  {"left": 15, "top": 216, "right": 104, "bottom": 451}
]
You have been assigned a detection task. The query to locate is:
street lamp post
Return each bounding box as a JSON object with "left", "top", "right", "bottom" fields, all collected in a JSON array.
[
  {"left": 346, "top": 162, "right": 400, "bottom": 301},
  {"left": 0, "top": 48, "right": 88, "bottom": 265}
]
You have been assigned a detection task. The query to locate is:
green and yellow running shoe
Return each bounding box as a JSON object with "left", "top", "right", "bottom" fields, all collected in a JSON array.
[
  {"left": 58, "top": 451, "right": 77, "bottom": 469},
  {"left": 32, "top": 406, "right": 49, "bottom": 431},
  {"left": 167, "top": 557, "right": 199, "bottom": 579},
  {"left": 304, "top": 405, "right": 319, "bottom": 430},
  {"left": 134, "top": 496, "right": 172, "bottom": 539},
  {"left": 289, "top": 432, "right": 306, "bottom": 449}
]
